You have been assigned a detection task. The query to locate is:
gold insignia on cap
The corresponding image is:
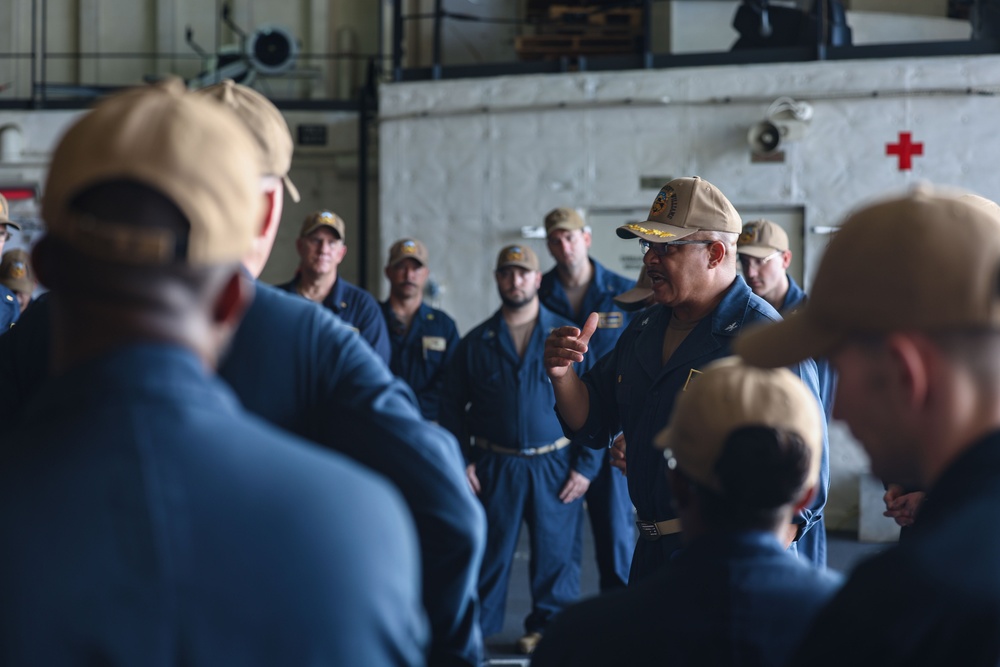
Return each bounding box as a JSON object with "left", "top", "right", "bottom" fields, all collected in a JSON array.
[
  {"left": 10, "top": 262, "right": 26, "bottom": 279},
  {"left": 505, "top": 247, "right": 525, "bottom": 261},
  {"left": 738, "top": 223, "right": 759, "bottom": 245},
  {"left": 622, "top": 223, "right": 676, "bottom": 239},
  {"left": 402, "top": 241, "right": 417, "bottom": 254},
  {"left": 320, "top": 211, "right": 335, "bottom": 222}
]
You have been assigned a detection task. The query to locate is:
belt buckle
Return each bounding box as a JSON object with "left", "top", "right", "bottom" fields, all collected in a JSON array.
[{"left": 636, "top": 520, "right": 660, "bottom": 541}]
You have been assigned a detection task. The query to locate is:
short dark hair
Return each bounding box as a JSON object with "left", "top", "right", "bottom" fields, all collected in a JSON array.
[
  {"left": 38, "top": 179, "right": 238, "bottom": 315},
  {"left": 693, "top": 425, "right": 812, "bottom": 531}
]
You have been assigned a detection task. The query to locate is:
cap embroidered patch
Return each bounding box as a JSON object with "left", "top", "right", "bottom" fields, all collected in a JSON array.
[
  {"left": 401, "top": 241, "right": 418, "bottom": 254},
  {"left": 10, "top": 261, "right": 26, "bottom": 279},
  {"left": 504, "top": 247, "right": 525, "bottom": 262},
  {"left": 650, "top": 186, "right": 679, "bottom": 219},
  {"left": 738, "top": 225, "right": 759, "bottom": 245}
]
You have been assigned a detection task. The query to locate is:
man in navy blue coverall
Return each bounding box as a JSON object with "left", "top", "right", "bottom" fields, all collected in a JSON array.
[
  {"left": 0, "top": 79, "right": 427, "bottom": 666},
  {"left": 0, "top": 193, "right": 22, "bottom": 331},
  {"left": 738, "top": 187, "right": 1000, "bottom": 667},
  {"left": 441, "top": 244, "right": 602, "bottom": 656},
  {"left": 0, "top": 80, "right": 487, "bottom": 667},
  {"left": 279, "top": 209, "right": 391, "bottom": 363},
  {"left": 381, "top": 237, "right": 461, "bottom": 422},
  {"left": 544, "top": 176, "right": 827, "bottom": 582},
  {"left": 538, "top": 207, "right": 637, "bottom": 590},
  {"left": 532, "top": 358, "right": 841, "bottom": 667}
]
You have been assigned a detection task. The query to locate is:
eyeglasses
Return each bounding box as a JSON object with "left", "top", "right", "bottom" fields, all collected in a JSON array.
[
  {"left": 639, "top": 238, "right": 714, "bottom": 257},
  {"left": 738, "top": 251, "right": 781, "bottom": 268}
]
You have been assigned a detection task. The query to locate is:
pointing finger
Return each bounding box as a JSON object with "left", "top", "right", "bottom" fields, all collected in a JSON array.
[{"left": 579, "top": 312, "right": 600, "bottom": 347}]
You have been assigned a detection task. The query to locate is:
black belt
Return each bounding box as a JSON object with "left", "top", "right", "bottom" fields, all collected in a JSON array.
[
  {"left": 636, "top": 518, "right": 682, "bottom": 541},
  {"left": 472, "top": 436, "right": 570, "bottom": 457}
]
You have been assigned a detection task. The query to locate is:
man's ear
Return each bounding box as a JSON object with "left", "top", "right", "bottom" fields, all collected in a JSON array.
[
  {"left": 706, "top": 241, "right": 726, "bottom": 269},
  {"left": 885, "top": 332, "right": 931, "bottom": 411},
  {"left": 213, "top": 270, "right": 253, "bottom": 328},
  {"left": 258, "top": 185, "right": 283, "bottom": 241},
  {"left": 781, "top": 249, "right": 793, "bottom": 270}
]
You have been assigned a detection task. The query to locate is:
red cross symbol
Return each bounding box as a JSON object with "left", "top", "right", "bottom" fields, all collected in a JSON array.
[{"left": 886, "top": 132, "right": 923, "bottom": 171}]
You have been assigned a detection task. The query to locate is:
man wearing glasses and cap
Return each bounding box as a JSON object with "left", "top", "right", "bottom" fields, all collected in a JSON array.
[
  {"left": 544, "top": 176, "right": 828, "bottom": 581},
  {"left": 0, "top": 194, "right": 23, "bottom": 331},
  {"left": 737, "top": 219, "right": 799, "bottom": 313}
]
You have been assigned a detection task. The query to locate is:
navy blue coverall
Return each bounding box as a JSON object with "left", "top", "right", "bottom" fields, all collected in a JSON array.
[
  {"left": 381, "top": 299, "right": 461, "bottom": 422},
  {"left": 781, "top": 273, "right": 836, "bottom": 566},
  {"left": 0, "top": 282, "right": 487, "bottom": 667},
  {"left": 788, "top": 430, "right": 1000, "bottom": 667},
  {"left": 0, "top": 283, "right": 18, "bottom": 332},
  {"left": 441, "top": 304, "right": 602, "bottom": 637},
  {"left": 532, "top": 531, "right": 842, "bottom": 667},
  {"left": 539, "top": 257, "right": 637, "bottom": 590},
  {"left": 279, "top": 274, "right": 391, "bottom": 363},
  {"left": 0, "top": 344, "right": 428, "bottom": 666}
]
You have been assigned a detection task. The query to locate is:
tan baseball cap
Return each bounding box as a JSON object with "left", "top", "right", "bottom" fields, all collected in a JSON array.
[
  {"left": 195, "top": 79, "right": 300, "bottom": 202},
  {"left": 0, "top": 194, "right": 22, "bottom": 231},
  {"left": 544, "top": 207, "right": 585, "bottom": 235},
  {"left": 496, "top": 244, "right": 540, "bottom": 271},
  {"left": 0, "top": 248, "right": 33, "bottom": 293},
  {"left": 613, "top": 265, "right": 653, "bottom": 311},
  {"left": 387, "top": 238, "right": 429, "bottom": 268},
  {"left": 654, "top": 357, "right": 823, "bottom": 494},
  {"left": 960, "top": 193, "right": 1000, "bottom": 216},
  {"left": 42, "top": 78, "right": 263, "bottom": 266},
  {"left": 738, "top": 219, "right": 789, "bottom": 259},
  {"left": 617, "top": 177, "right": 742, "bottom": 242},
  {"left": 736, "top": 186, "right": 1000, "bottom": 368},
  {"left": 299, "top": 210, "right": 346, "bottom": 241}
]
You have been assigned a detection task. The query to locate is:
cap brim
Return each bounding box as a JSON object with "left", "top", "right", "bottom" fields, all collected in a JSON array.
[
  {"left": 283, "top": 175, "right": 301, "bottom": 203},
  {"left": 547, "top": 222, "right": 584, "bottom": 235},
  {"left": 613, "top": 287, "right": 653, "bottom": 311},
  {"left": 1, "top": 278, "right": 32, "bottom": 293},
  {"left": 1, "top": 220, "right": 22, "bottom": 231},
  {"left": 497, "top": 262, "right": 536, "bottom": 271},
  {"left": 389, "top": 256, "right": 426, "bottom": 268},
  {"left": 734, "top": 309, "right": 845, "bottom": 369},
  {"left": 737, "top": 245, "right": 778, "bottom": 259},
  {"left": 301, "top": 222, "right": 342, "bottom": 240},
  {"left": 616, "top": 221, "right": 696, "bottom": 242}
]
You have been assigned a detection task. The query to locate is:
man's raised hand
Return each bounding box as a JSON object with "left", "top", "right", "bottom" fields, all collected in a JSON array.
[{"left": 544, "top": 312, "right": 599, "bottom": 379}]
